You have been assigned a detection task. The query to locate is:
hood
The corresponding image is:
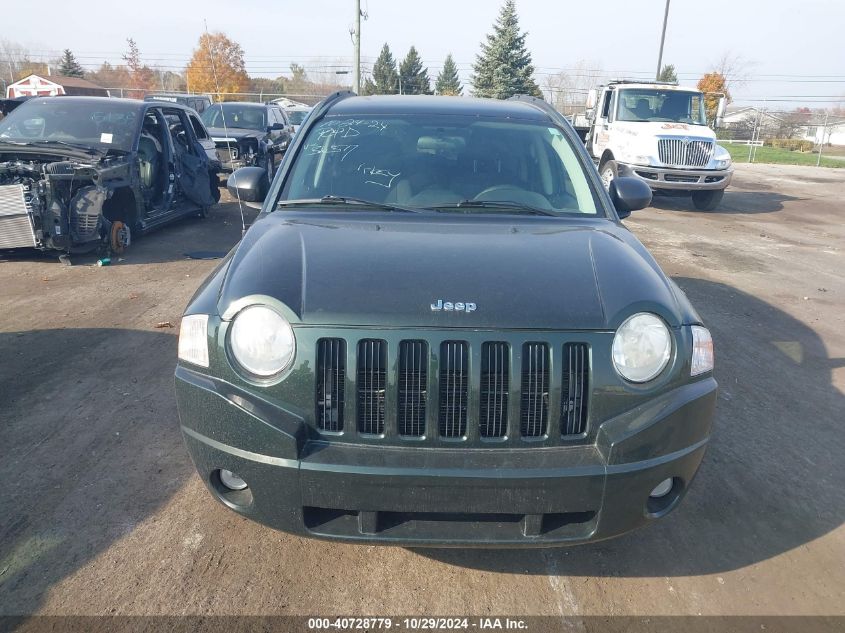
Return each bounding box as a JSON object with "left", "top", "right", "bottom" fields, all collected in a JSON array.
[
  {"left": 614, "top": 120, "right": 716, "bottom": 142},
  {"left": 218, "top": 214, "right": 689, "bottom": 331},
  {"left": 207, "top": 128, "right": 263, "bottom": 141}
]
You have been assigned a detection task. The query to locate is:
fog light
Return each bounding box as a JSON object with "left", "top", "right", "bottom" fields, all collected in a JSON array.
[
  {"left": 219, "top": 469, "right": 248, "bottom": 491},
  {"left": 650, "top": 478, "right": 674, "bottom": 498}
]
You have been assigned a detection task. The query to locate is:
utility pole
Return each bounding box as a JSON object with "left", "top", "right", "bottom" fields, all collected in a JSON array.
[
  {"left": 817, "top": 111, "right": 829, "bottom": 167},
  {"left": 655, "top": 0, "right": 670, "bottom": 81},
  {"left": 353, "top": 0, "right": 361, "bottom": 93}
]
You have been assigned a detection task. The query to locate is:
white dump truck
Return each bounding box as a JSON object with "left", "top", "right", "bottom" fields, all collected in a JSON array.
[{"left": 573, "top": 81, "right": 731, "bottom": 211}]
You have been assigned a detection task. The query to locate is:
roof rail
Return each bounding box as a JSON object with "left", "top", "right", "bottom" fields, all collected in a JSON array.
[
  {"left": 309, "top": 90, "right": 356, "bottom": 118},
  {"left": 507, "top": 94, "right": 575, "bottom": 132}
]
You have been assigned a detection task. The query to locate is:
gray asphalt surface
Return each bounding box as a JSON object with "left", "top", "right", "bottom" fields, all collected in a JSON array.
[{"left": 0, "top": 163, "right": 843, "bottom": 619}]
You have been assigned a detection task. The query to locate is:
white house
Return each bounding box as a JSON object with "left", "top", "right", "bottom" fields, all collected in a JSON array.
[
  {"left": 804, "top": 119, "right": 845, "bottom": 146},
  {"left": 6, "top": 74, "right": 109, "bottom": 99}
]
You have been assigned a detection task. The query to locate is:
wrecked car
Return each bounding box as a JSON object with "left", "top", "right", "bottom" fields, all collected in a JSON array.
[
  {"left": 200, "top": 102, "right": 293, "bottom": 181},
  {"left": 0, "top": 97, "right": 219, "bottom": 256},
  {"left": 175, "top": 93, "right": 717, "bottom": 546}
]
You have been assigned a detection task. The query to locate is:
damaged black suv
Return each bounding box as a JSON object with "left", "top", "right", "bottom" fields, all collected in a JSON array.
[{"left": 0, "top": 97, "right": 220, "bottom": 256}]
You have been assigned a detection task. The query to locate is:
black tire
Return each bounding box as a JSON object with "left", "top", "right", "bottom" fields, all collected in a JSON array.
[
  {"left": 599, "top": 159, "right": 618, "bottom": 190},
  {"left": 264, "top": 154, "right": 275, "bottom": 184},
  {"left": 691, "top": 189, "right": 725, "bottom": 211}
]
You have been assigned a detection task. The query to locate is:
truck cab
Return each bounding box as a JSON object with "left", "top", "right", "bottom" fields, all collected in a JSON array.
[{"left": 580, "top": 81, "right": 732, "bottom": 211}]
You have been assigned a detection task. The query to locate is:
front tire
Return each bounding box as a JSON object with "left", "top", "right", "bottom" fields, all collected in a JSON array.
[
  {"left": 691, "top": 189, "right": 725, "bottom": 211},
  {"left": 600, "top": 160, "right": 618, "bottom": 190},
  {"left": 263, "top": 154, "right": 275, "bottom": 184}
]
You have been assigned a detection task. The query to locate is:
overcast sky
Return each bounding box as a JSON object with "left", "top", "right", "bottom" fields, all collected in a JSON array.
[{"left": 3, "top": 0, "right": 844, "bottom": 105}]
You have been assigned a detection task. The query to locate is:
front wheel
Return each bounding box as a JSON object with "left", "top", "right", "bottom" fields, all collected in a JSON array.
[
  {"left": 109, "top": 220, "right": 131, "bottom": 255},
  {"left": 691, "top": 189, "right": 725, "bottom": 211},
  {"left": 263, "top": 154, "right": 275, "bottom": 184},
  {"left": 600, "top": 160, "right": 618, "bottom": 190}
]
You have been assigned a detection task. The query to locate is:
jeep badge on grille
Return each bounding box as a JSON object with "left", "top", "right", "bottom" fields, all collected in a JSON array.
[{"left": 431, "top": 299, "right": 477, "bottom": 313}]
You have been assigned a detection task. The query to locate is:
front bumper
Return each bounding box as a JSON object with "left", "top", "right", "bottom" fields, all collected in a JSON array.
[
  {"left": 618, "top": 162, "right": 733, "bottom": 191},
  {"left": 175, "top": 366, "right": 716, "bottom": 547}
]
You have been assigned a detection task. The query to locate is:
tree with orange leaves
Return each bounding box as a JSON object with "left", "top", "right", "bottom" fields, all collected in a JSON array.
[
  {"left": 186, "top": 32, "right": 250, "bottom": 100},
  {"left": 697, "top": 72, "right": 730, "bottom": 124}
]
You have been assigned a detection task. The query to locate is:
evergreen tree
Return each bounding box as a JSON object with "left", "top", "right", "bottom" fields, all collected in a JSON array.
[
  {"left": 399, "top": 46, "right": 431, "bottom": 95},
  {"left": 369, "top": 43, "right": 399, "bottom": 94},
  {"left": 471, "top": 0, "right": 542, "bottom": 99},
  {"left": 58, "top": 49, "right": 85, "bottom": 78},
  {"left": 435, "top": 54, "right": 462, "bottom": 96},
  {"left": 657, "top": 64, "right": 678, "bottom": 83}
]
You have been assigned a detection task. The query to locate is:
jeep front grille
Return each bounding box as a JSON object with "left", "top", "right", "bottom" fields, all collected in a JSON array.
[
  {"left": 398, "top": 340, "right": 427, "bottom": 437},
  {"left": 316, "top": 338, "right": 345, "bottom": 432},
  {"left": 314, "top": 336, "right": 591, "bottom": 445},
  {"left": 480, "top": 342, "right": 509, "bottom": 438},
  {"left": 439, "top": 341, "right": 468, "bottom": 438},
  {"left": 520, "top": 343, "right": 550, "bottom": 438},
  {"left": 562, "top": 343, "right": 589, "bottom": 436},
  {"left": 357, "top": 339, "right": 386, "bottom": 435},
  {"left": 657, "top": 138, "right": 714, "bottom": 168}
]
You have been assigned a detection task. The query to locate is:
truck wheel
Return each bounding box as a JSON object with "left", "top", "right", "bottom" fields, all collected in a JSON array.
[
  {"left": 691, "top": 189, "right": 724, "bottom": 211},
  {"left": 600, "top": 160, "right": 618, "bottom": 190}
]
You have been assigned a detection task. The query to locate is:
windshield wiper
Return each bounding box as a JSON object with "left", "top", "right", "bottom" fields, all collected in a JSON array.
[
  {"left": 451, "top": 200, "right": 558, "bottom": 216},
  {"left": 27, "top": 140, "right": 102, "bottom": 154},
  {"left": 276, "top": 195, "right": 421, "bottom": 213}
]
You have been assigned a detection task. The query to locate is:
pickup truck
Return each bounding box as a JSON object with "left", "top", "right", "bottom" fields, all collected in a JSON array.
[{"left": 572, "top": 81, "right": 732, "bottom": 211}]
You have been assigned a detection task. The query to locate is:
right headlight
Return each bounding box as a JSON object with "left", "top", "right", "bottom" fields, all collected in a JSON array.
[
  {"left": 612, "top": 313, "right": 672, "bottom": 383},
  {"left": 228, "top": 305, "right": 296, "bottom": 378}
]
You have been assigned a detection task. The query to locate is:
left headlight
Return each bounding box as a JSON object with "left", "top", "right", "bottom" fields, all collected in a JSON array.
[
  {"left": 178, "top": 314, "right": 209, "bottom": 368},
  {"left": 612, "top": 313, "right": 672, "bottom": 383},
  {"left": 228, "top": 305, "right": 296, "bottom": 378},
  {"left": 713, "top": 144, "right": 732, "bottom": 170}
]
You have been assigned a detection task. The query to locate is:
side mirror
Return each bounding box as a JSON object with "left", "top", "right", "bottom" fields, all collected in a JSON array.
[
  {"left": 268, "top": 122, "right": 285, "bottom": 131},
  {"left": 585, "top": 88, "right": 598, "bottom": 110},
  {"left": 608, "top": 177, "right": 652, "bottom": 219},
  {"left": 227, "top": 166, "right": 268, "bottom": 204},
  {"left": 715, "top": 96, "right": 727, "bottom": 128}
]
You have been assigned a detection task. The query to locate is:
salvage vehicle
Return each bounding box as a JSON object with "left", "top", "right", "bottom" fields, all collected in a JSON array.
[
  {"left": 572, "top": 81, "right": 732, "bottom": 211},
  {"left": 175, "top": 93, "right": 717, "bottom": 546},
  {"left": 200, "top": 102, "right": 293, "bottom": 180},
  {"left": 0, "top": 97, "right": 219, "bottom": 255},
  {"left": 283, "top": 105, "right": 312, "bottom": 136},
  {"left": 145, "top": 92, "right": 213, "bottom": 114}
]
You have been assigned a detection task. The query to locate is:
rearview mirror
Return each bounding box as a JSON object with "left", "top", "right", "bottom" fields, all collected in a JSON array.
[
  {"left": 227, "top": 166, "right": 268, "bottom": 204},
  {"left": 608, "top": 177, "right": 652, "bottom": 219}
]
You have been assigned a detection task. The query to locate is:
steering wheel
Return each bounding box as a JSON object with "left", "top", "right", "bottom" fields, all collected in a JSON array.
[{"left": 473, "top": 184, "right": 553, "bottom": 210}]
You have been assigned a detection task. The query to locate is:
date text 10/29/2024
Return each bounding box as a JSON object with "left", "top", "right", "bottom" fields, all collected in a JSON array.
[{"left": 307, "top": 618, "right": 528, "bottom": 630}]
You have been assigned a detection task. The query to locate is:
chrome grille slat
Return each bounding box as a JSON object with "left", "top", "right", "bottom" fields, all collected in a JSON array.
[
  {"left": 520, "top": 343, "right": 549, "bottom": 438},
  {"left": 357, "top": 339, "right": 386, "bottom": 435},
  {"left": 316, "top": 339, "right": 345, "bottom": 431},
  {"left": 480, "top": 342, "right": 509, "bottom": 438},
  {"left": 657, "top": 138, "right": 714, "bottom": 168},
  {"left": 439, "top": 341, "right": 468, "bottom": 438},
  {"left": 398, "top": 341, "right": 427, "bottom": 437}
]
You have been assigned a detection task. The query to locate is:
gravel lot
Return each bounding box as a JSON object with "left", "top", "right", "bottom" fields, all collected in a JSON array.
[{"left": 1, "top": 163, "right": 843, "bottom": 621}]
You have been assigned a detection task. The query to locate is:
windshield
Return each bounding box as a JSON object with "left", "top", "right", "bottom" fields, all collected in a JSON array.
[
  {"left": 287, "top": 110, "right": 310, "bottom": 125},
  {"left": 281, "top": 114, "right": 601, "bottom": 215},
  {"left": 201, "top": 104, "right": 266, "bottom": 131},
  {"left": 0, "top": 99, "right": 139, "bottom": 151},
  {"left": 616, "top": 89, "right": 706, "bottom": 125}
]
